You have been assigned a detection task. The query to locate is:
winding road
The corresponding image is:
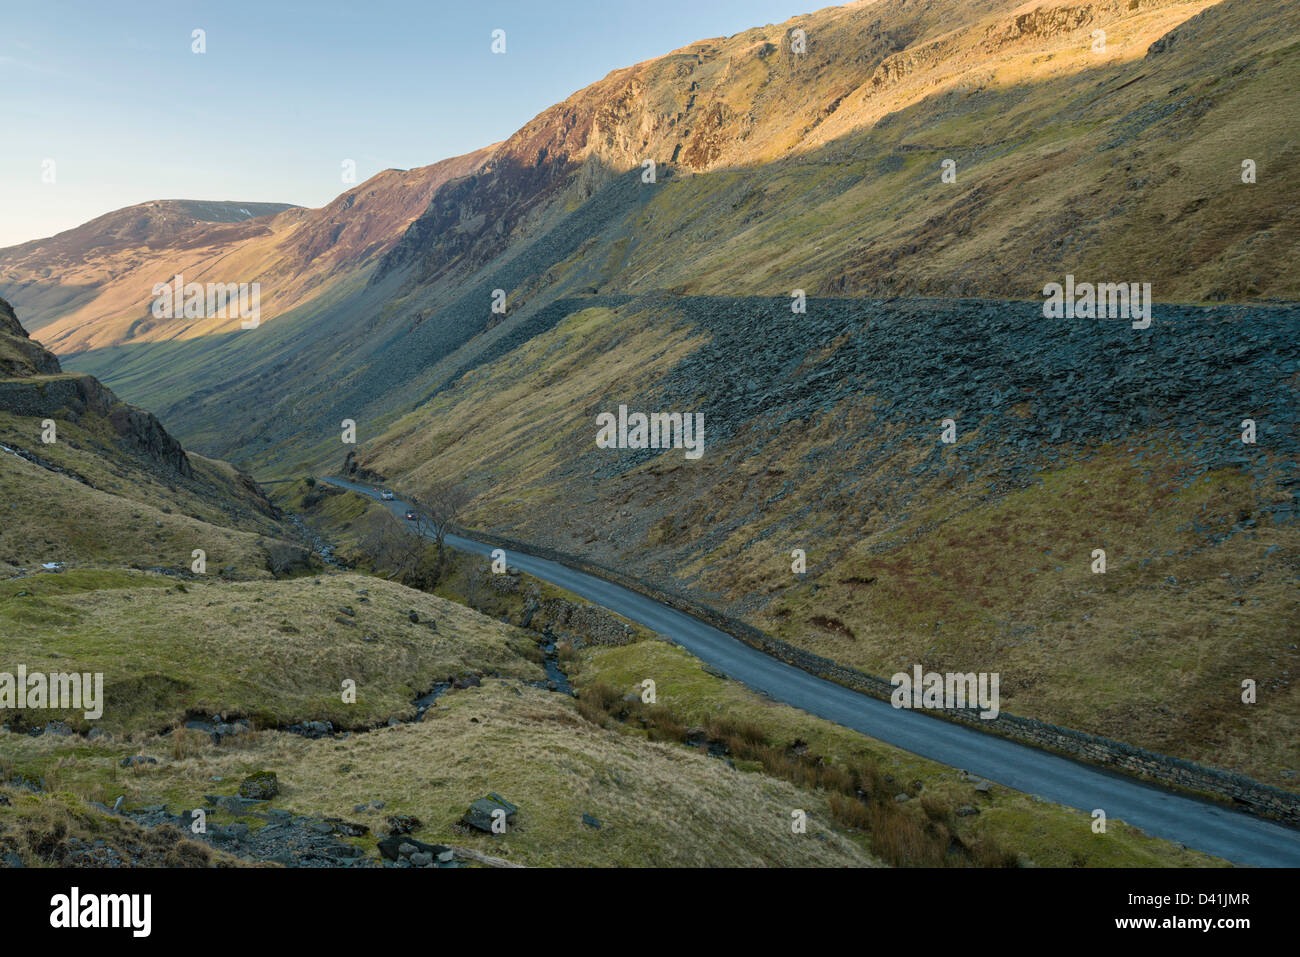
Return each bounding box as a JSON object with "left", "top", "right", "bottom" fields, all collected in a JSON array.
[{"left": 323, "top": 476, "right": 1300, "bottom": 867}]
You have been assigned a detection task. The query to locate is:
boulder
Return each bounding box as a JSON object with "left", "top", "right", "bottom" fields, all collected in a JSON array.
[
  {"left": 238, "top": 770, "right": 280, "bottom": 800},
  {"left": 462, "top": 793, "right": 518, "bottom": 833},
  {"left": 324, "top": 817, "right": 369, "bottom": 837}
]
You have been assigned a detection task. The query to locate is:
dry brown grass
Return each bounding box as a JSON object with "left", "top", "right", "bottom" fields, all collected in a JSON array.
[
  {"left": 0, "top": 787, "right": 233, "bottom": 868},
  {"left": 574, "top": 679, "right": 1018, "bottom": 867},
  {"left": 2, "top": 681, "right": 881, "bottom": 868},
  {"left": 0, "top": 569, "right": 545, "bottom": 734}
]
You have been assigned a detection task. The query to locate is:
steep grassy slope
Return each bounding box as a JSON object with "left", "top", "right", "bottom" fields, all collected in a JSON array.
[
  {"left": 348, "top": 295, "right": 1299, "bottom": 786},
  {"left": 0, "top": 297, "right": 294, "bottom": 576},
  {"left": 378, "top": 0, "right": 1297, "bottom": 302},
  {"left": 56, "top": 0, "right": 1299, "bottom": 482}
]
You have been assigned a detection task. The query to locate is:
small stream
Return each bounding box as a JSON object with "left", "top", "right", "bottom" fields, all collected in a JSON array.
[
  {"left": 412, "top": 682, "right": 452, "bottom": 717},
  {"left": 535, "top": 630, "right": 573, "bottom": 695}
]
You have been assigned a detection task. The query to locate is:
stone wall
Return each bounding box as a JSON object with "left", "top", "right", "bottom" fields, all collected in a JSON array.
[
  {"left": 477, "top": 564, "right": 638, "bottom": 647},
  {"left": 452, "top": 521, "right": 1300, "bottom": 828}
]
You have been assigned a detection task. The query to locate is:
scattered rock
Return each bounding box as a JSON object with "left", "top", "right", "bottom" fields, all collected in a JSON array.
[
  {"left": 386, "top": 814, "right": 422, "bottom": 835},
  {"left": 376, "top": 835, "right": 450, "bottom": 862}
]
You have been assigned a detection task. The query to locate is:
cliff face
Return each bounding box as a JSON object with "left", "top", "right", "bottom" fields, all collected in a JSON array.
[
  {"left": 0, "top": 297, "right": 62, "bottom": 377},
  {"left": 0, "top": 296, "right": 191, "bottom": 477},
  {"left": 376, "top": 0, "right": 1245, "bottom": 299}
]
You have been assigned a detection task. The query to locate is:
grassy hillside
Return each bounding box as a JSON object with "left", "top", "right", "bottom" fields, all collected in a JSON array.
[
  {"left": 1, "top": 530, "right": 1219, "bottom": 868},
  {"left": 350, "top": 296, "right": 1299, "bottom": 786},
  {"left": 2, "top": 0, "right": 1295, "bottom": 866}
]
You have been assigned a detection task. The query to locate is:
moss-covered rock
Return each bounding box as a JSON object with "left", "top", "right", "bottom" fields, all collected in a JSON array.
[{"left": 238, "top": 770, "right": 279, "bottom": 800}]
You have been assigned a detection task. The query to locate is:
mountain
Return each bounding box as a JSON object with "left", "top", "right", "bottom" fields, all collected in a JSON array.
[
  {"left": 5, "top": 0, "right": 1298, "bottom": 786},
  {"left": 27, "top": 0, "right": 1291, "bottom": 466},
  {"left": 0, "top": 150, "right": 492, "bottom": 352},
  {"left": 0, "top": 201, "right": 294, "bottom": 335},
  {"left": 3, "top": 0, "right": 1289, "bottom": 871}
]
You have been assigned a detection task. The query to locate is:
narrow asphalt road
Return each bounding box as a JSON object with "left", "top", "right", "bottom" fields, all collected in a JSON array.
[{"left": 322, "top": 477, "right": 1300, "bottom": 866}]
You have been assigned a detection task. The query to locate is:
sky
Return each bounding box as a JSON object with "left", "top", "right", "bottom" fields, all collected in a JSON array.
[{"left": 0, "top": 0, "right": 815, "bottom": 248}]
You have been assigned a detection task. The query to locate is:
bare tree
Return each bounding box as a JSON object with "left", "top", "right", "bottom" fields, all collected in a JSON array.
[
  {"left": 361, "top": 510, "right": 428, "bottom": 582},
  {"left": 409, "top": 480, "right": 473, "bottom": 573}
]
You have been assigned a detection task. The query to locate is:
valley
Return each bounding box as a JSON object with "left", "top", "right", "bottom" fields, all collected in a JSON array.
[{"left": 1, "top": 0, "right": 1296, "bottom": 881}]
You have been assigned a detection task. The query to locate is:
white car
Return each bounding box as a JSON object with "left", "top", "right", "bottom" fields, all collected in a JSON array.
[{"left": 380, "top": 490, "right": 394, "bottom": 501}]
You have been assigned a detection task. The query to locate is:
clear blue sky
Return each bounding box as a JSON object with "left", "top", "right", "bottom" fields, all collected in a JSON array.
[{"left": 0, "top": 0, "right": 814, "bottom": 247}]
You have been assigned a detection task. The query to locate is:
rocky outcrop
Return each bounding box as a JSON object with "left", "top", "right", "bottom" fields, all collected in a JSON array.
[
  {"left": 0, "top": 296, "right": 61, "bottom": 377},
  {"left": 0, "top": 372, "right": 192, "bottom": 477},
  {"left": 341, "top": 449, "right": 386, "bottom": 485},
  {"left": 0, "top": 296, "right": 193, "bottom": 478}
]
